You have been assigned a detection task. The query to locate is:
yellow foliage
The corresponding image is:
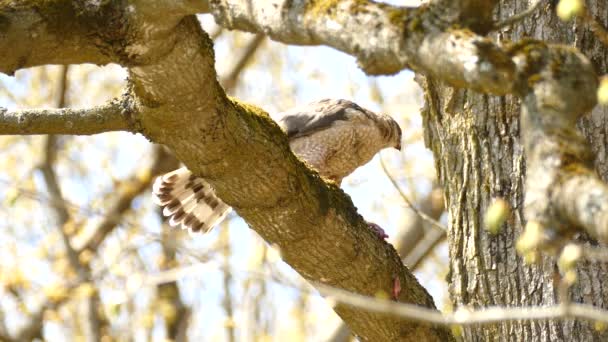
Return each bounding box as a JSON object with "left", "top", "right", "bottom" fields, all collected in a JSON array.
[
  {"left": 137, "top": 168, "right": 152, "bottom": 183},
  {"left": 44, "top": 283, "right": 68, "bottom": 303},
  {"left": 484, "top": 198, "right": 510, "bottom": 235},
  {"left": 139, "top": 312, "right": 155, "bottom": 329},
  {"left": 74, "top": 282, "right": 97, "bottom": 298},
  {"left": 53, "top": 257, "right": 73, "bottom": 277},
  {"left": 79, "top": 249, "right": 94, "bottom": 265},
  {"left": 158, "top": 299, "right": 177, "bottom": 324},
  {"left": 224, "top": 316, "right": 236, "bottom": 328},
  {"left": 516, "top": 221, "right": 545, "bottom": 256},
  {"left": 0, "top": 267, "right": 29, "bottom": 289},
  {"left": 44, "top": 309, "right": 61, "bottom": 322},
  {"left": 557, "top": 244, "right": 582, "bottom": 273},
  {"left": 598, "top": 76, "right": 608, "bottom": 105},
  {"left": 556, "top": 0, "right": 583, "bottom": 21}
]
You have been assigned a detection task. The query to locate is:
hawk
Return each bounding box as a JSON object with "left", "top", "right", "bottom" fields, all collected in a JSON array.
[{"left": 152, "top": 99, "right": 402, "bottom": 234}]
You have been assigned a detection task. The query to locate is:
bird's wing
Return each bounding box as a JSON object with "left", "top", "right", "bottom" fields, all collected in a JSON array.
[
  {"left": 152, "top": 167, "right": 231, "bottom": 234},
  {"left": 273, "top": 99, "right": 371, "bottom": 140}
]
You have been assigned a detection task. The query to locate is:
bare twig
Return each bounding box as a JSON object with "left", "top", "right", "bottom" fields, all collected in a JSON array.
[
  {"left": 219, "top": 222, "right": 236, "bottom": 342},
  {"left": 221, "top": 34, "right": 265, "bottom": 92},
  {"left": 314, "top": 282, "right": 608, "bottom": 326},
  {"left": 0, "top": 99, "right": 131, "bottom": 135},
  {"left": 379, "top": 154, "right": 447, "bottom": 232},
  {"left": 403, "top": 226, "right": 446, "bottom": 269},
  {"left": 0, "top": 180, "right": 143, "bottom": 227},
  {"left": 74, "top": 146, "right": 176, "bottom": 252},
  {"left": 123, "top": 262, "right": 608, "bottom": 327},
  {"left": 30, "top": 65, "right": 102, "bottom": 342},
  {"left": 209, "top": 26, "right": 224, "bottom": 40}
]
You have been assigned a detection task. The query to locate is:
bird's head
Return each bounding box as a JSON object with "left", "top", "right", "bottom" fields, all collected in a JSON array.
[{"left": 381, "top": 115, "right": 402, "bottom": 151}]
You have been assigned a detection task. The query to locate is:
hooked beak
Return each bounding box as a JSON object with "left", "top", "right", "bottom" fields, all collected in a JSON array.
[{"left": 395, "top": 142, "right": 401, "bottom": 151}]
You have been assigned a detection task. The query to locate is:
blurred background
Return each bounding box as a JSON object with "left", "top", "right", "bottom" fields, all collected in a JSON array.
[{"left": 0, "top": 3, "right": 449, "bottom": 341}]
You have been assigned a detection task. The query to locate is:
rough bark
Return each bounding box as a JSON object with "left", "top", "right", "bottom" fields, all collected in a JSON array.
[{"left": 421, "top": 1, "right": 608, "bottom": 340}]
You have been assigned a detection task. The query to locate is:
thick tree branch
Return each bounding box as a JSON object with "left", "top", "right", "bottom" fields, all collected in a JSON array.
[
  {"left": 0, "top": 1, "right": 113, "bottom": 74},
  {"left": 208, "top": 1, "right": 515, "bottom": 93},
  {"left": 0, "top": 99, "right": 132, "bottom": 135},
  {"left": 329, "top": 183, "right": 446, "bottom": 342},
  {"left": 514, "top": 42, "right": 607, "bottom": 250},
  {"left": 0, "top": 0, "right": 210, "bottom": 74}
]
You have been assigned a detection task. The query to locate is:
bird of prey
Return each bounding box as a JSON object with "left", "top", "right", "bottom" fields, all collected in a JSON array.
[{"left": 152, "top": 99, "right": 402, "bottom": 234}]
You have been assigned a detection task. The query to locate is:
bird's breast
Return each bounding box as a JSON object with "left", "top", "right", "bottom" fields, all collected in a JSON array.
[{"left": 288, "top": 122, "right": 385, "bottom": 181}]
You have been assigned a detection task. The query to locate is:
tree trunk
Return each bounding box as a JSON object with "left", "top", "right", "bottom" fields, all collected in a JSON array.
[{"left": 421, "top": 0, "right": 608, "bottom": 340}]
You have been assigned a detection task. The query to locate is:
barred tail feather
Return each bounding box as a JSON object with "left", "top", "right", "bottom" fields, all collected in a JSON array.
[{"left": 152, "top": 167, "right": 231, "bottom": 233}]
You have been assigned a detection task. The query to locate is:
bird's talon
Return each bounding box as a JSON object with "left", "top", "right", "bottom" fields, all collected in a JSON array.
[
  {"left": 367, "top": 222, "right": 389, "bottom": 240},
  {"left": 392, "top": 276, "right": 401, "bottom": 300}
]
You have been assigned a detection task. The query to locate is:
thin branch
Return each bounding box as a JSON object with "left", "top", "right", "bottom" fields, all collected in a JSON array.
[
  {"left": 74, "top": 146, "right": 177, "bottom": 253},
  {"left": 210, "top": 26, "right": 224, "bottom": 40},
  {"left": 219, "top": 223, "right": 236, "bottom": 342},
  {"left": 154, "top": 152, "right": 189, "bottom": 342},
  {"left": 379, "top": 154, "right": 447, "bottom": 232},
  {"left": 124, "top": 262, "right": 608, "bottom": 327},
  {"left": 0, "top": 181, "right": 142, "bottom": 228},
  {"left": 403, "top": 226, "right": 446, "bottom": 269},
  {"left": 493, "top": 0, "right": 543, "bottom": 30},
  {"left": 314, "top": 283, "right": 608, "bottom": 326},
  {"left": 158, "top": 231, "right": 191, "bottom": 341},
  {"left": 366, "top": 79, "right": 446, "bottom": 270},
  {"left": 28, "top": 65, "right": 101, "bottom": 342},
  {"left": 0, "top": 99, "right": 132, "bottom": 135},
  {"left": 221, "top": 34, "right": 265, "bottom": 92}
]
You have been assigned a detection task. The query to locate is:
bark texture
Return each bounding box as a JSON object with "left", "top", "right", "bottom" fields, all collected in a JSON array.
[{"left": 421, "top": 1, "right": 608, "bottom": 340}]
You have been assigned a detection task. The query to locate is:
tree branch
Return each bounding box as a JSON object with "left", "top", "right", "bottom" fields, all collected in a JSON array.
[
  {"left": 220, "top": 34, "right": 266, "bottom": 93},
  {"left": 209, "top": 1, "right": 515, "bottom": 93},
  {"left": 74, "top": 146, "right": 177, "bottom": 252},
  {"left": 128, "top": 261, "right": 608, "bottom": 328},
  {"left": 328, "top": 183, "right": 446, "bottom": 342},
  {"left": 515, "top": 42, "right": 606, "bottom": 251},
  {"left": 36, "top": 65, "right": 103, "bottom": 341},
  {"left": 314, "top": 283, "right": 608, "bottom": 326},
  {"left": 0, "top": 99, "right": 132, "bottom": 135},
  {"left": 380, "top": 155, "right": 446, "bottom": 233}
]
